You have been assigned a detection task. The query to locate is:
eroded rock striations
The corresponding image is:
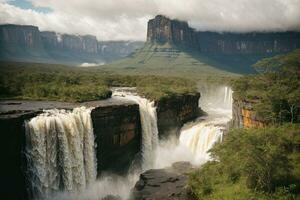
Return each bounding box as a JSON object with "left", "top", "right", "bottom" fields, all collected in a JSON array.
[{"left": 147, "top": 15, "right": 300, "bottom": 55}]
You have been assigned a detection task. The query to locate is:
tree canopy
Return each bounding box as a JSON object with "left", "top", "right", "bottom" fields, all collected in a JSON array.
[{"left": 232, "top": 49, "right": 300, "bottom": 124}]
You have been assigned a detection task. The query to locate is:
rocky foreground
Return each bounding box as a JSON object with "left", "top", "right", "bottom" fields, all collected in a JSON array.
[{"left": 131, "top": 162, "right": 194, "bottom": 200}]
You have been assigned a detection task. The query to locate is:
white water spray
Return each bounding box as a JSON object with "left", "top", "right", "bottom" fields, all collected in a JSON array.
[{"left": 25, "top": 107, "right": 96, "bottom": 199}]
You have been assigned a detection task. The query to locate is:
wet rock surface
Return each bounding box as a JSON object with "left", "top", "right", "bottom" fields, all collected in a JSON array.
[{"left": 131, "top": 162, "right": 194, "bottom": 200}]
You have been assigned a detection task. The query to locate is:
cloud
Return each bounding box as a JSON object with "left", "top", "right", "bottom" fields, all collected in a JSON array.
[{"left": 0, "top": 0, "right": 300, "bottom": 41}]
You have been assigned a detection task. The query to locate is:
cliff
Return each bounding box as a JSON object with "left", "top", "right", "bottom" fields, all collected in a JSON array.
[
  {"left": 41, "top": 32, "right": 99, "bottom": 54},
  {"left": 0, "top": 24, "right": 49, "bottom": 61},
  {"left": 231, "top": 99, "right": 265, "bottom": 128},
  {"left": 147, "top": 15, "right": 197, "bottom": 49},
  {"left": 0, "top": 24, "right": 144, "bottom": 64},
  {"left": 0, "top": 99, "right": 141, "bottom": 199},
  {"left": 91, "top": 103, "right": 141, "bottom": 173},
  {"left": 0, "top": 24, "right": 42, "bottom": 48},
  {"left": 0, "top": 93, "right": 200, "bottom": 199},
  {"left": 147, "top": 15, "right": 300, "bottom": 55},
  {"left": 156, "top": 92, "right": 200, "bottom": 138},
  {"left": 0, "top": 111, "right": 37, "bottom": 200}
]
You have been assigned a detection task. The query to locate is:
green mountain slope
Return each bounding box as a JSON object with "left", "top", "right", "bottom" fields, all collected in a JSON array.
[{"left": 100, "top": 43, "right": 241, "bottom": 81}]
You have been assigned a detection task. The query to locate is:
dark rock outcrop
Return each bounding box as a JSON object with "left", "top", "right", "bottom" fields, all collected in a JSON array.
[
  {"left": 156, "top": 93, "right": 200, "bottom": 138},
  {"left": 91, "top": 103, "right": 141, "bottom": 174},
  {"left": 131, "top": 162, "right": 194, "bottom": 200},
  {"left": 147, "top": 15, "right": 300, "bottom": 55},
  {"left": 0, "top": 111, "right": 37, "bottom": 200}
]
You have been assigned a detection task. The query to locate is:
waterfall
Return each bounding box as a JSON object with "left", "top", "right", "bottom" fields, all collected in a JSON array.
[
  {"left": 179, "top": 86, "right": 232, "bottom": 164},
  {"left": 112, "top": 88, "right": 159, "bottom": 170},
  {"left": 179, "top": 118, "right": 225, "bottom": 164},
  {"left": 25, "top": 107, "right": 97, "bottom": 199}
]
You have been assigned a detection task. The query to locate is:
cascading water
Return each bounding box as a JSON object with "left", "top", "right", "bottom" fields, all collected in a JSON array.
[
  {"left": 25, "top": 107, "right": 96, "bottom": 199},
  {"left": 42, "top": 89, "right": 160, "bottom": 200},
  {"left": 25, "top": 86, "right": 233, "bottom": 200},
  {"left": 112, "top": 88, "right": 159, "bottom": 170},
  {"left": 178, "top": 86, "right": 233, "bottom": 164}
]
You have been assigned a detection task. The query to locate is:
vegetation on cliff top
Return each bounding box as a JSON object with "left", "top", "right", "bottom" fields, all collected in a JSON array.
[
  {"left": 232, "top": 49, "right": 300, "bottom": 124},
  {"left": 0, "top": 61, "right": 197, "bottom": 102},
  {"left": 188, "top": 124, "right": 300, "bottom": 200},
  {"left": 189, "top": 50, "right": 300, "bottom": 200}
]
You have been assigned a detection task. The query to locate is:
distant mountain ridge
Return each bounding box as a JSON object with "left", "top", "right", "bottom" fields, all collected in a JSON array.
[
  {"left": 0, "top": 24, "right": 144, "bottom": 64},
  {"left": 147, "top": 15, "right": 300, "bottom": 54}
]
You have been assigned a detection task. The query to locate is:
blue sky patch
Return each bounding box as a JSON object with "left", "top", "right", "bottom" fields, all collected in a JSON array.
[{"left": 8, "top": 0, "right": 52, "bottom": 13}]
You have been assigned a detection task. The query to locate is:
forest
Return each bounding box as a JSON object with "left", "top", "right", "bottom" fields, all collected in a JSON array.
[{"left": 0, "top": 61, "right": 197, "bottom": 102}]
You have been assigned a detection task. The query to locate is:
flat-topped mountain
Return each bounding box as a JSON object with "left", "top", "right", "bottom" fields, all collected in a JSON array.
[
  {"left": 147, "top": 15, "right": 197, "bottom": 49},
  {"left": 0, "top": 24, "right": 144, "bottom": 64},
  {"left": 103, "top": 15, "right": 300, "bottom": 76},
  {"left": 147, "top": 15, "right": 300, "bottom": 54}
]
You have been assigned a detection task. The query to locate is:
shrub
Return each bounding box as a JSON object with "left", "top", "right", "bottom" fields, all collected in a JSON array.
[{"left": 188, "top": 124, "right": 300, "bottom": 199}]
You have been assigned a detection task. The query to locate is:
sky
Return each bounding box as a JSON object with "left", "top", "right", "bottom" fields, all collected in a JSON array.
[{"left": 0, "top": 0, "right": 300, "bottom": 41}]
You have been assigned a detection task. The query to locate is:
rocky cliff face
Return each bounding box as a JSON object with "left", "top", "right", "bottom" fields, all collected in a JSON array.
[
  {"left": 232, "top": 99, "right": 265, "bottom": 128},
  {"left": 147, "top": 15, "right": 197, "bottom": 49},
  {"left": 0, "top": 24, "right": 144, "bottom": 64},
  {"left": 147, "top": 15, "right": 300, "bottom": 54},
  {"left": 91, "top": 103, "right": 141, "bottom": 173},
  {"left": 156, "top": 93, "right": 200, "bottom": 138},
  {"left": 197, "top": 31, "right": 300, "bottom": 54},
  {"left": 0, "top": 24, "right": 42, "bottom": 48},
  {"left": 60, "top": 34, "right": 98, "bottom": 54},
  {"left": 41, "top": 32, "right": 99, "bottom": 54},
  {"left": 0, "top": 111, "right": 37, "bottom": 200}
]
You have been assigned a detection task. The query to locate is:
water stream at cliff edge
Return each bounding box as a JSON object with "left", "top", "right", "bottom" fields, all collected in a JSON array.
[
  {"left": 25, "top": 107, "right": 97, "bottom": 200},
  {"left": 25, "top": 86, "right": 233, "bottom": 200}
]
